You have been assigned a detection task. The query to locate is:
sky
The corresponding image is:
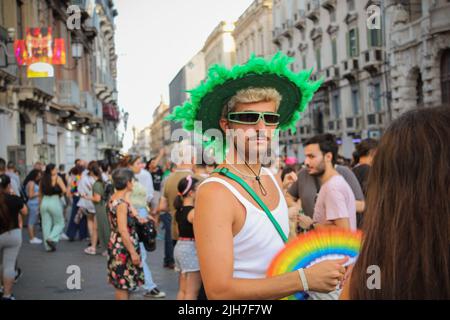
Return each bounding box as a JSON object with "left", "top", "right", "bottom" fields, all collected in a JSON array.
[{"left": 115, "top": 0, "right": 254, "bottom": 151}]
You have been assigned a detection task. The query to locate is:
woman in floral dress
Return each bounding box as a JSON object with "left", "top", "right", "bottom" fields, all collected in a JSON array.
[{"left": 107, "top": 168, "right": 145, "bottom": 300}]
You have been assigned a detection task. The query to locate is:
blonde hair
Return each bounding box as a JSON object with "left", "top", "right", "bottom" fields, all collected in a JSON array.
[{"left": 222, "top": 87, "right": 282, "bottom": 118}]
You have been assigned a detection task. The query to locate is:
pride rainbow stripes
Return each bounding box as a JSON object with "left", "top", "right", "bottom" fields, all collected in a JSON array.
[{"left": 266, "top": 229, "right": 362, "bottom": 300}]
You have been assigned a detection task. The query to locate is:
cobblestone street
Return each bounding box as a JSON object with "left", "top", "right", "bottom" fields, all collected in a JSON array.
[{"left": 14, "top": 231, "right": 178, "bottom": 300}]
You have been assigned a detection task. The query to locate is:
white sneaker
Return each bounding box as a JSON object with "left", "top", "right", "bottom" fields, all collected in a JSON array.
[
  {"left": 144, "top": 288, "right": 166, "bottom": 298},
  {"left": 29, "top": 237, "right": 43, "bottom": 244},
  {"left": 60, "top": 233, "right": 69, "bottom": 241}
]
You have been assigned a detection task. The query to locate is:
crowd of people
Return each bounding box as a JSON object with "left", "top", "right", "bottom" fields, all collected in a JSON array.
[
  {"left": 0, "top": 55, "right": 449, "bottom": 302},
  {"left": 0, "top": 152, "right": 170, "bottom": 300},
  {"left": 1, "top": 104, "right": 449, "bottom": 300}
]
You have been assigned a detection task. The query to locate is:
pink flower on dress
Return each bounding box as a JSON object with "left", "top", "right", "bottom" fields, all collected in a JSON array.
[{"left": 118, "top": 253, "right": 127, "bottom": 264}]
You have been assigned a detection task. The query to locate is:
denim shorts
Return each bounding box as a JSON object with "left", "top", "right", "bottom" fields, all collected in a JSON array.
[{"left": 174, "top": 239, "right": 200, "bottom": 274}]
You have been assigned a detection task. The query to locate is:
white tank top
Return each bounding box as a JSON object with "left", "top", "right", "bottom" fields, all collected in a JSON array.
[{"left": 199, "top": 167, "right": 289, "bottom": 279}]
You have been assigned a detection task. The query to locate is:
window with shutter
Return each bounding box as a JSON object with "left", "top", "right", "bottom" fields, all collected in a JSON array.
[
  {"left": 316, "top": 47, "right": 321, "bottom": 70},
  {"left": 368, "top": 28, "right": 382, "bottom": 48},
  {"left": 346, "top": 32, "right": 350, "bottom": 58},
  {"left": 349, "top": 29, "right": 357, "bottom": 57},
  {"left": 332, "top": 39, "right": 337, "bottom": 65},
  {"left": 355, "top": 27, "right": 360, "bottom": 56}
]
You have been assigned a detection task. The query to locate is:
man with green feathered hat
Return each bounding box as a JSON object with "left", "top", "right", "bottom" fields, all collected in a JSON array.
[{"left": 166, "top": 52, "right": 348, "bottom": 300}]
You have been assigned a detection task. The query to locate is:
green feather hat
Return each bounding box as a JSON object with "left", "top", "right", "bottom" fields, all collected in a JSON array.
[{"left": 165, "top": 51, "right": 323, "bottom": 160}]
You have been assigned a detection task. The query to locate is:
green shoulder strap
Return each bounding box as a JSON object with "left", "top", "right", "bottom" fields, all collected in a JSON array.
[{"left": 212, "top": 167, "right": 288, "bottom": 243}]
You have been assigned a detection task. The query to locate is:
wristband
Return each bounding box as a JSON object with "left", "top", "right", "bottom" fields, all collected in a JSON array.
[{"left": 298, "top": 268, "right": 309, "bottom": 291}]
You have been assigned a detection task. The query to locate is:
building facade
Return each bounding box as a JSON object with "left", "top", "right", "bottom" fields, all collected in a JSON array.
[
  {"left": 273, "top": 0, "right": 450, "bottom": 156},
  {"left": 387, "top": 0, "right": 450, "bottom": 115},
  {"left": 167, "top": 51, "right": 205, "bottom": 154},
  {"left": 0, "top": 0, "right": 121, "bottom": 177},
  {"left": 202, "top": 21, "right": 236, "bottom": 69},
  {"left": 273, "top": 0, "right": 387, "bottom": 156},
  {"left": 150, "top": 99, "right": 170, "bottom": 157},
  {"left": 129, "top": 124, "right": 151, "bottom": 160},
  {"left": 234, "top": 0, "right": 276, "bottom": 64}
]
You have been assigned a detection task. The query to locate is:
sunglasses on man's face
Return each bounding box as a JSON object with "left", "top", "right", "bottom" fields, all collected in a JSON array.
[{"left": 227, "top": 111, "right": 280, "bottom": 126}]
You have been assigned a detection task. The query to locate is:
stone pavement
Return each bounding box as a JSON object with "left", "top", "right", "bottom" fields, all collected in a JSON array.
[{"left": 13, "top": 229, "right": 178, "bottom": 300}]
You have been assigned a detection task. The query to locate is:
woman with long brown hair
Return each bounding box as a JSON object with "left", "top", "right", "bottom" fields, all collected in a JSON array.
[{"left": 341, "top": 106, "right": 450, "bottom": 299}]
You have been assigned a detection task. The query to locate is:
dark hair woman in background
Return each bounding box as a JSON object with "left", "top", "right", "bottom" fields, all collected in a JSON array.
[
  {"left": 25, "top": 169, "right": 42, "bottom": 244},
  {"left": 0, "top": 174, "right": 27, "bottom": 300},
  {"left": 39, "top": 163, "right": 67, "bottom": 252},
  {"left": 173, "top": 175, "right": 202, "bottom": 300},
  {"left": 341, "top": 106, "right": 450, "bottom": 299},
  {"left": 79, "top": 161, "right": 101, "bottom": 255},
  {"left": 65, "top": 165, "right": 88, "bottom": 241},
  {"left": 352, "top": 138, "right": 378, "bottom": 227},
  {"left": 107, "top": 168, "right": 144, "bottom": 300},
  {"left": 351, "top": 138, "right": 379, "bottom": 195},
  {"left": 81, "top": 161, "right": 111, "bottom": 257}
]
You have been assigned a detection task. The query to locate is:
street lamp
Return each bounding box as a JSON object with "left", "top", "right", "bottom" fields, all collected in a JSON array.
[
  {"left": 71, "top": 39, "right": 84, "bottom": 59},
  {"left": 64, "top": 37, "right": 83, "bottom": 70}
]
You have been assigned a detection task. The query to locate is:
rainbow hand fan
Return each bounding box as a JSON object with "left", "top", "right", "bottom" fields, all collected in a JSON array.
[{"left": 266, "top": 229, "right": 362, "bottom": 300}]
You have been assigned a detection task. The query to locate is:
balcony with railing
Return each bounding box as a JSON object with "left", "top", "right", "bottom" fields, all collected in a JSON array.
[
  {"left": 310, "top": 69, "right": 325, "bottom": 83},
  {"left": 57, "top": 80, "right": 81, "bottom": 108},
  {"left": 310, "top": 26, "right": 323, "bottom": 41},
  {"left": 294, "top": 10, "right": 306, "bottom": 30},
  {"left": 341, "top": 57, "right": 359, "bottom": 82},
  {"left": 321, "top": 0, "right": 336, "bottom": 11},
  {"left": 16, "top": 77, "right": 55, "bottom": 109},
  {"left": 281, "top": 20, "right": 294, "bottom": 39},
  {"left": 306, "top": 0, "right": 320, "bottom": 22},
  {"left": 323, "top": 65, "right": 340, "bottom": 87},
  {"left": 84, "top": 8, "right": 100, "bottom": 40},
  {"left": 361, "top": 48, "right": 384, "bottom": 76},
  {"left": 272, "top": 27, "right": 283, "bottom": 46},
  {"left": 81, "top": 91, "right": 96, "bottom": 116},
  {"left": 95, "top": 69, "right": 115, "bottom": 102},
  {"left": 29, "top": 78, "right": 55, "bottom": 96}
]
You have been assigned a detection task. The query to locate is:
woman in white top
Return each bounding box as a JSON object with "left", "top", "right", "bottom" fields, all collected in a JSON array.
[{"left": 78, "top": 162, "right": 97, "bottom": 255}]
